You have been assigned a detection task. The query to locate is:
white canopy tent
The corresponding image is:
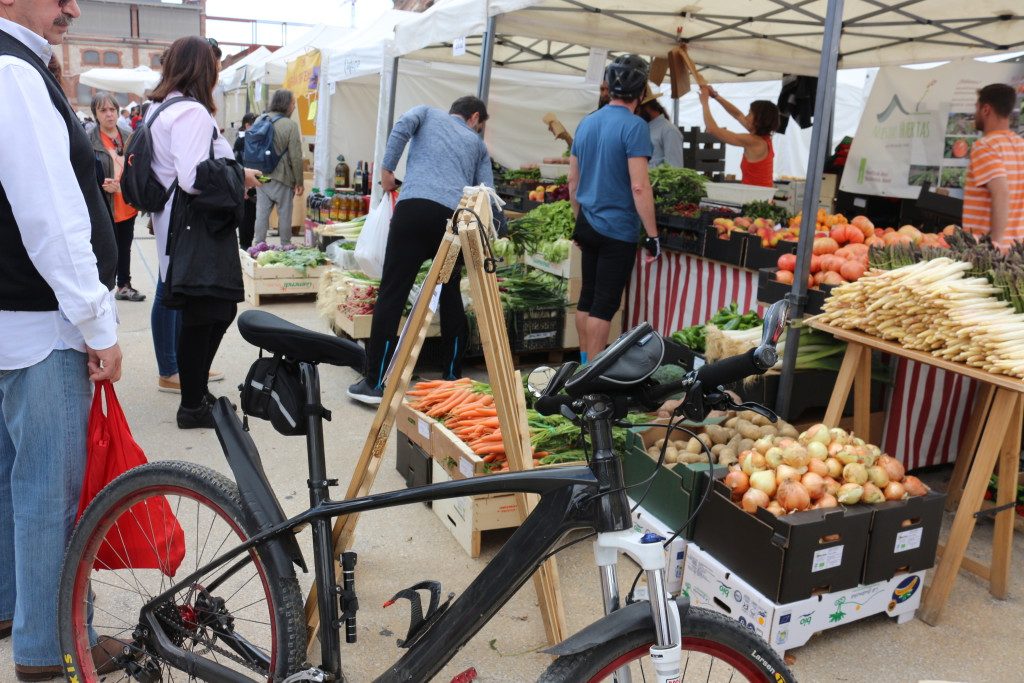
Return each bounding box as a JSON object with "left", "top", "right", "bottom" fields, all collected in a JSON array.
[
  {"left": 250, "top": 24, "right": 353, "bottom": 86},
  {"left": 79, "top": 66, "right": 161, "bottom": 97},
  {"left": 219, "top": 46, "right": 274, "bottom": 91}
]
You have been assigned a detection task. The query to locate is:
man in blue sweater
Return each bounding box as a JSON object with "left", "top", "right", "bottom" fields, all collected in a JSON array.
[{"left": 348, "top": 96, "right": 493, "bottom": 404}]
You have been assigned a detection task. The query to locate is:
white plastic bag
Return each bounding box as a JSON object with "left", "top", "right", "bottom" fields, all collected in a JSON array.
[{"left": 354, "top": 192, "right": 396, "bottom": 278}]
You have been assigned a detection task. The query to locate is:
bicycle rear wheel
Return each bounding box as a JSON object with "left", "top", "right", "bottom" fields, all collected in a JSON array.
[
  {"left": 58, "top": 461, "right": 306, "bottom": 682},
  {"left": 540, "top": 607, "right": 794, "bottom": 682}
]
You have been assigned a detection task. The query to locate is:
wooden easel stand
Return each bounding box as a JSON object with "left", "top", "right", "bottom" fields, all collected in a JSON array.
[{"left": 811, "top": 319, "right": 1022, "bottom": 625}]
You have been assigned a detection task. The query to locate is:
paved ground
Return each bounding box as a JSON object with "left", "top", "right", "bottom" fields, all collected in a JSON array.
[{"left": 1, "top": 226, "right": 1022, "bottom": 682}]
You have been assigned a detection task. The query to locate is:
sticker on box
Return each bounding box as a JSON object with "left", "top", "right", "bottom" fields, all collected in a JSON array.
[
  {"left": 417, "top": 418, "right": 430, "bottom": 440},
  {"left": 811, "top": 545, "right": 843, "bottom": 572},
  {"left": 459, "top": 457, "right": 475, "bottom": 479},
  {"left": 894, "top": 527, "right": 923, "bottom": 553}
]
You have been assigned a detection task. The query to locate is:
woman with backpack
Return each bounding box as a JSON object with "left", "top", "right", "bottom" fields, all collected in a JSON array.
[{"left": 143, "top": 36, "right": 261, "bottom": 428}]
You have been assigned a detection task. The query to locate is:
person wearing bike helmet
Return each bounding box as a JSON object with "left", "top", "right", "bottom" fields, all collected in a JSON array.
[{"left": 569, "top": 54, "right": 660, "bottom": 361}]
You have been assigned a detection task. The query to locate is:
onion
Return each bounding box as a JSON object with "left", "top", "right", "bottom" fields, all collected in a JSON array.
[
  {"left": 740, "top": 451, "right": 767, "bottom": 475},
  {"left": 754, "top": 436, "right": 775, "bottom": 455},
  {"left": 776, "top": 437, "right": 797, "bottom": 449},
  {"left": 836, "top": 448, "right": 860, "bottom": 465},
  {"left": 884, "top": 481, "right": 907, "bottom": 501},
  {"left": 801, "top": 472, "right": 826, "bottom": 500},
  {"left": 837, "top": 483, "right": 864, "bottom": 504},
  {"left": 807, "top": 441, "right": 828, "bottom": 460},
  {"left": 876, "top": 455, "right": 905, "bottom": 483},
  {"left": 828, "top": 442, "right": 845, "bottom": 457},
  {"left": 902, "top": 475, "right": 929, "bottom": 497},
  {"left": 741, "top": 488, "right": 770, "bottom": 514},
  {"left": 824, "top": 457, "right": 843, "bottom": 479},
  {"left": 867, "top": 444, "right": 882, "bottom": 459},
  {"left": 809, "top": 424, "right": 831, "bottom": 446},
  {"left": 783, "top": 444, "right": 810, "bottom": 469},
  {"left": 766, "top": 501, "right": 786, "bottom": 517},
  {"left": 807, "top": 458, "right": 829, "bottom": 477},
  {"left": 822, "top": 476, "right": 841, "bottom": 497},
  {"left": 776, "top": 480, "right": 811, "bottom": 512},
  {"left": 842, "top": 462, "right": 868, "bottom": 485},
  {"left": 862, "top": 482, "right": 885, "bottom": 504},
  {"left": 829, "top": 427, "right": 850, "bottom": 444},
  {"left": 797, "top": 430, "right": 809, "bottom": 445},
  {"left": 815, "top": 493, "right": 838, "bottom": 509},
  {"left": 724, "top": 470, "right": 750, "bottom": 500},
  {"left": 776, "top": 464, "right": 801, "bottom": 485},
  {"left": 867, "top": 465, "right": 890, "bottom": 488},
  {"left": 764, "top": 447, "right": 784, "bottom": 469},
  {"left": 749, "top": 470, "right": 777, "bottom": 497}
]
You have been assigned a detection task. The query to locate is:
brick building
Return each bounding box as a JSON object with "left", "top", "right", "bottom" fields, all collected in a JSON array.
[{"left": 60, "top": 0, "right": 205, "bottom": 109}]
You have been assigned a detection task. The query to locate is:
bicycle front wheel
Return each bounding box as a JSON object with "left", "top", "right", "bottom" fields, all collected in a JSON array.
[
  {"left": 540, "top": 607, "right": 794, "bottom": 682},
  {"left": 59, "top": 461, "right": 306, "bottom": 682}
]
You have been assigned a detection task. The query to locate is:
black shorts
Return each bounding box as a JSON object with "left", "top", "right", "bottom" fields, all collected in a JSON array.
[{"left": 572, "top": 212, "right": 638, "bottom": 321}]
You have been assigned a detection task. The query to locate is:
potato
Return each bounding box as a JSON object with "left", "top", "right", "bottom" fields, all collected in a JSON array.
[
  {"left": 718, "top": 448, "right": 738, "bottom": 467},
  {"left": 697, "top": 433, "right": 713, "bottom": 449},
  {"left": 646, "top": 446, "right": 661, "bottom": 458},
  {"left": 655, "top": 438, "right": 666, "bottom": 449},
  {"left": 751, "top": 414, "right": 771, "bottom": 427},
  {"left": 678, "top": 451, "right": 705, "bottom": 464},
  {"left": 736, "top": 420, "right": 762, "bottom": 440},
  {"left": 738, "top": 438, "right": 755, "bottom": 452},
  {"left": 672, "top": 440, "right": 688, "bottom": 451},
  {"left": 759, "top": 424, "right": 778, "bottom": 438},
  {"left": 739, "top": 410, "right": 761, "bottom": 423},
  {"left": 711, "top": 444, "right": 725, "bottom": 456},
  {"left": 705, "top": 424, "right": 730, "bottom": 445},
  {"left": 724, "top": 416, "right": 740, "bottom": 429},
  {"left": 684, "top": 437, "right": 701, "bottom": 454},
  {"left": 726, "top": 434, "right": 742, "bottom": 452},
  {"left": 779, "top": 422, "right": 799, "bottom": 438},
  {"left": 665, "top": 450, "right": 678, "bottom": 464}
]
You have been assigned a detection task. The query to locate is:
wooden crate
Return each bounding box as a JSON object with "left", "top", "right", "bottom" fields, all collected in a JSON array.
[
  {"left": 431, "top": 459, "right": 519, "bottom": 557},
  {"left": 396, "top": 402, "right": 435, "bottom": 453},
  {"left": 240, "top": 250, "right": 328, "bottom": 306},
  {"left": 332, "top": 311, "right": 441, "bottom": 340},
  {"left": 523, "top": 244, "right": 582, "bottom": 279}
]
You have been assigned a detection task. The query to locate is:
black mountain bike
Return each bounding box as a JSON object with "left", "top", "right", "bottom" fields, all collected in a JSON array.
[{"left": 58, "top": 302, "right": 796, "bottom": 683}]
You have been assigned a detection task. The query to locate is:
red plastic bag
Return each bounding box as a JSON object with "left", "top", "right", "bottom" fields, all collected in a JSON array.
[{"left": 77, "top": 381, "right": 186, "bottom": 576}]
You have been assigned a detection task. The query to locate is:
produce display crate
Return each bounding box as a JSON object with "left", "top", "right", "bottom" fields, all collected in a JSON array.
[
  {"left": 659, "top": 225, "right": 705, "bottom": 255},
  {"left": 740, "top": 233, "right": 798, "bottom": 271},
  {"left": 396, "top": 432, "right": 433, "bottom": 493},
  {"left": 702, "top": 232, "right": 746, "bottom": 267},
  {"left": 624, "top": 430, "right": 727, "bottom": 539},
  {"left": 508, "top": 306, "right": 564, "bottom": 352},
  {"left": 683, "top": 543, "right": 925, "bottom": 656},
  {"left": 693, "top": 478, "right": 873, "bottom": 603},
  {"left": 756, "top": 267, "right": 791, "bottom": 305},
  {"left": 396, "top": 402, "right": 435, "bottom": 454},
  {"left": 862, "top": 490, "right": 945, "bottom": 584},
  {"left": 240, "top": 249, "right": 328, "bottom": 306},
  {"left": 431, "top": 459, "right": 519, "bottom": 558},
  {"left": 332, "top": 311, "right": 440, "bottom": 340},
  {"left": 724, "top": 369, "right": 887, "bottom": 421},
  {"left": 656, "top": 214, "right": 702, "bottom": 231},
  {"left": 523, "top": 245, "right": 582, "bottom": 279}
]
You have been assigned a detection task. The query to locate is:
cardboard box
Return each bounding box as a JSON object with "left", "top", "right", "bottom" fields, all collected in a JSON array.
[
  {"left": 629, "top": 505, "right": 687, "bottom": 594},
  {"left": 395, "top": 402, "right": 435, "bottom": 454},
  {"left": 693, "top": 479, "right": 872, "bottom": 603},
  {"left": 395, "top": 432, "right": 433, "bottom": 491},
  {"left": 862, "top": 490, "right": 945, "bottom": 584},
  {"left": 239, "top": 249, "right": 328, "bottom": 306},
  {"left": 624, "top": 429, "right": 727, "bottom": 539},
  {"left": 431, "top": 459, "right": 520, "bottom": 557},
  {"left": 683, "top": 543, "right": 924, "bottom": 656}
]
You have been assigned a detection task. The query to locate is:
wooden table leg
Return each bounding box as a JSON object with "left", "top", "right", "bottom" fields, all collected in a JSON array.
[
  {"left": 853, "top": 345, "right": 873, "bottom": 442},
  {"left": 946, "top": 383, "right": 995, "bottom": 511},
  {"left": 918, "top": 390, "right": 1019, "bottom": 625},
  {"left": 824, "top": 342, "right": 863, "bottom": 427},
  {"left": 989, "top": 393, "right": 1022, "bottom": 599}
]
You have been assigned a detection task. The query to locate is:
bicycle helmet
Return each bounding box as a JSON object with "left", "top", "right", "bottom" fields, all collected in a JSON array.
[{"left": 604, "top": 54, "right": 649, "bottom": 100}]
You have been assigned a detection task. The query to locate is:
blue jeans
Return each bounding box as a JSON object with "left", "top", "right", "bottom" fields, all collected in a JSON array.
[
  {"left": 0, "top": 348, "right": 91, "bottom": 666},
  {"left": 152, "top": 277, "right": 182, "bottom": 377}
]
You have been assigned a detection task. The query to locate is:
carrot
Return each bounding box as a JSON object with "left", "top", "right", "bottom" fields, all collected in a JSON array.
[
  {"left": 427, "top": 389, "right": 471, "bottom": 417},
  {"left": 474, "top": 443, "right": 506, "bottom": 455},
  {"left": 482, "top": 454, "right": 501, "bottom": 463}
]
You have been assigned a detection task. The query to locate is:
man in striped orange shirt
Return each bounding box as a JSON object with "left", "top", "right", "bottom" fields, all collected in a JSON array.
[{"left": 962, "top": 83, "right": 1024, "bottom": 249}]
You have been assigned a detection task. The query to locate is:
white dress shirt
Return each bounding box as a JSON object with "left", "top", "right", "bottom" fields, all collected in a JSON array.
[
  {"left": 0, "top": 18, "right": 117, "bottom": 370},
  {"left": 147, "top": 92, "right": 234, "bottom": 281}
]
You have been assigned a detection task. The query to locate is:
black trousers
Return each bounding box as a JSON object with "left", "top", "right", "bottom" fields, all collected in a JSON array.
[
  {"left": 177, "top": 298, "right": 237, "bottom": 409},
  {"left": 238, "top": 194, "right": 257, "bottom": 249},
  {"left": 114, "top": 217, "right": 136, "bottom": 288},
  {"left": 573, "top": 212, "right": 638, "bottom": 320},
  {"left": 365, "top": 198, "right": 467, "bottom": 388}
]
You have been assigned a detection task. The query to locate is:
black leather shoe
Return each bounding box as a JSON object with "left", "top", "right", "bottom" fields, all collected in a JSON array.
[{"left": 177, "top": 402, "right": 215, "bottom": 429}]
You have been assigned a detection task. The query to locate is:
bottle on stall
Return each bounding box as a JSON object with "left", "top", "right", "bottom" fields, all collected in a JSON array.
[
  {"left": 335, "top": 155, "right": 350, "bottom": 188},
  {"left": 351, "top": 190, "right": 362, "bottom": 218},
  {"left": 306, "top": 188, "right": 319, "bottom": 221},
  {"left": 331, "top": 189, "right": 343, "bottom": 223},
  {"left": 322, "top": 189, "right": 335, "bottom": 223},
  {"left": 346, "top": 190, "right": 357, "bottom": 221},
  {"left": 353, "top": 161, "right": 364, "bottom": 196}
]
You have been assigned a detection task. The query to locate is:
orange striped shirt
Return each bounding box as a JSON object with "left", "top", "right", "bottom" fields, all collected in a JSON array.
[{"left": 962, "top": 129, "right": 1024, "bottom": 247}]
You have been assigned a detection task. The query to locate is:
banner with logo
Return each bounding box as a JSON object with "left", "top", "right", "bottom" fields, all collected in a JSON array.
[
  {"left": 841, "top": 61, "right": 1024, "bottom": 200},
  {"left": 284, "top": 49, "right": 322, "bottom": 138}
]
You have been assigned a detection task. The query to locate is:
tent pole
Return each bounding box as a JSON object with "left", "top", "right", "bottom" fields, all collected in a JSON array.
[
  {"left": 775, "top": 0, "right": 844, "bottom": 419},
  {"left": 386, "top": 57, "right": 400, "bottom": 134},
  {"left": 477, "top": 16, "right": 497, "bottom": 103},
  {"left": 672, "top": 97, "right": 680, "bottom": 126}
]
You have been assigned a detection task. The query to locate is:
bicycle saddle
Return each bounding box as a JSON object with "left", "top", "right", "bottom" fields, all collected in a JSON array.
[{"left": 237, "top": 310, "right": 366, "bottom": 369}]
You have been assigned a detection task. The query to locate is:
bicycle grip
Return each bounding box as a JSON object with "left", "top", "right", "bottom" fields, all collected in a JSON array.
[
  {"left": 695, "top": 348, "right": 761, "bottom": 390},
  {"left": 534, "top": 394, "right": 575, "bottom": 417}
]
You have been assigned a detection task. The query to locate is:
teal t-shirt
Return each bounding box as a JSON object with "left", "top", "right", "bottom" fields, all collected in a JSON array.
[{"left": 571, "top": 104, "right": 653, "bottom": 242}]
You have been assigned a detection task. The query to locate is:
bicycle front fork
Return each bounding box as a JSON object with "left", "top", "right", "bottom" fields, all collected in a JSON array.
[{"left": 595, "top": 530, "right": 683, "bottom": 683}]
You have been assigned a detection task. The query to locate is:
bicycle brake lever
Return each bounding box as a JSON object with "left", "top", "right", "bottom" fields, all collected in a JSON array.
[{"left": 730, "top": 400, "right": 779, "bottom": 424}]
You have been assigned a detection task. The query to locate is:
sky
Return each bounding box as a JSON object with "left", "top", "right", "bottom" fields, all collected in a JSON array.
[{"left": 205, "top": 0, "right": 392, "bottom": 54}]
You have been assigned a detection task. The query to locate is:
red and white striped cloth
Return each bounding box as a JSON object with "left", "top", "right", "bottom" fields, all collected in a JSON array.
[
  {"left": 626, "top": 251, "right": 761, "bottom": 333},
  {"left": 624, "top": 251, "right": 973, "bottom": 470}
]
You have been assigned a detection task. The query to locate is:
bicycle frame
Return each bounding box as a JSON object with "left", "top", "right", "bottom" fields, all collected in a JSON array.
[{"left": 133, "top": 363, "right": 682, "bottom": 683}]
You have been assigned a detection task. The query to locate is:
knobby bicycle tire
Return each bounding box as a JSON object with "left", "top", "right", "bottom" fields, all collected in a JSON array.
[{"left": 58, "top": 460, "right": 306, "bottom": 682}]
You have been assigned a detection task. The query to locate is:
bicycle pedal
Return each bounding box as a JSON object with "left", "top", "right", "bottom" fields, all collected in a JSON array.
[{"left": 382, "top": 580, "right": 454, "bottom": 648}]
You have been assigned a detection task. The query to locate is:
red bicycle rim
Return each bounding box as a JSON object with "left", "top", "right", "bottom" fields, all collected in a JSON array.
[{"left": 590, "top": 636, "right": 769, "bottom": 682}]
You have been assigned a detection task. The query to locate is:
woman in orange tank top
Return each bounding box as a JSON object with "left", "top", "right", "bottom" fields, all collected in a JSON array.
[{"left": 699, "top": 86, "right": 780, "bottom": 188}]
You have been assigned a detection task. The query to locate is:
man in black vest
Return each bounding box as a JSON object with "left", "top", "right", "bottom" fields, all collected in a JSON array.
[{"left": 0, "top": 0, "right": 122, "bottom": 679}]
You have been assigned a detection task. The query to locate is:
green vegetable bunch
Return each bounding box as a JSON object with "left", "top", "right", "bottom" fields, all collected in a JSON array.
[
  {"left": 741, "top": 200, "right": 790, "bottom": 224},
  {"left": 649, "top": 165, "right": 708, "bottom": 212},
  {"left": 506, "top": 201, "right": 575, "bottom": 257},
  {"left": 256, "top": 248, "right": 328, "bottom": 275},
  {"left": 669, "top": 303, "right": 762, "bottom": 352}
]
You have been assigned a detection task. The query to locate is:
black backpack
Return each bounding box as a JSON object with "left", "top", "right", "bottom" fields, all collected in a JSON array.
[
  {"left": 121, "top": 96, "right": 193, "bottom": 212},
  {"left": 242, "top": 113, "right": 284, "bottom": 174}
]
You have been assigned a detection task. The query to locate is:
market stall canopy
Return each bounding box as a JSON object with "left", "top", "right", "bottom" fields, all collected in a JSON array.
[
  {"left": 321, "top": 9, "right": 420, "bottom": 84},
  {"left": 79, "top": 65, "right": 161, "bottom": 95},
  {"left": 219, "top": 46, "right": 273, "bottom": 90},
  {"left": 392, "top": 0, "right": 1024, "bottom": 82},
  {"left": 250, "top": 24, "right": 353, "bottom": 86}
]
